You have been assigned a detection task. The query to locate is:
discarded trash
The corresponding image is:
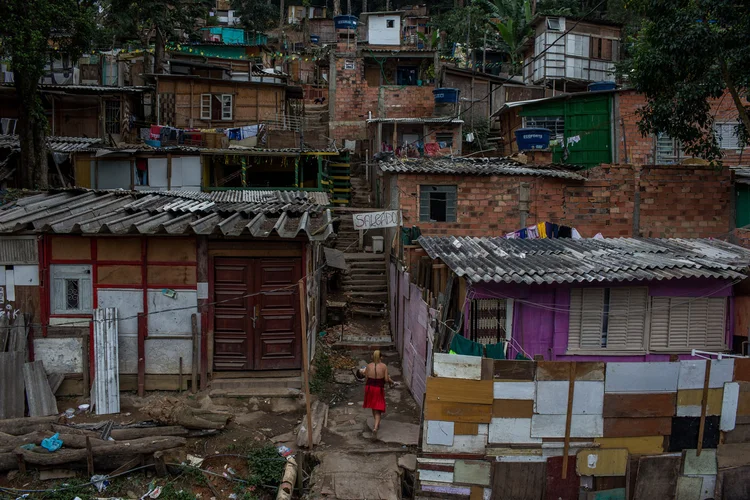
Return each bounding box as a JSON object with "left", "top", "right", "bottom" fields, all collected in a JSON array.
[
  {"left": 225, "top": 466, "right": 237, "bottom": 476},
  {"left": 64, "top": 408, "right": 76, "bottom": 419},
  {"left": 277, "top": 446, "right": 292, "bottom": 457},
  {"left": 187, "top": 454, "right": 204, "bottom": 467},
  {"left": 347, "top": 402, "right": 354, "bottom": 406},
  {"left": 41, "top": 433, "right": 63, "bottom": 452},
  {"left": 20, "top": 443, "right": 35, "bottom": 451},
  {"left": 162, "top": 288, "right": 177, "bottom": 298},
  {"left": 91, "top": 474, "right": 109, "bottom": 492},
  {"left": 78, "top": 404, "right": 90, "bottom": 412},
  {"left": 149, "top": 486, "right": 162, "bottom": 499},
  {"left": 228, "top": 494, "right": 238, "bottom": 500}
]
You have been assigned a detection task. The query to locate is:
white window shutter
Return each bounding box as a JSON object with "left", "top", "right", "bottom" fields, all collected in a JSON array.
[
  {"left": 568, "top": 288, "right": 583, "bottom": 350},
  {"left": 705, "top": 297, "right": 727, "bottom": 350},
  {"left": 649, "top": 297, "right": 726, "bottom": 351},
  {"left": 649, "top": 297, "right": 670, "bottom": 349},
  {"left": 667, "top": 300, "right": 690, "bottom": 349},
  {"left": 607, "top": 288, "right": 647, "bottom": 350},
  {"left": 580, "top": 288, "right": 605, "bottom": 349},
  {"left": 50, "top": 264, "right": 93, "bottom": 315}
]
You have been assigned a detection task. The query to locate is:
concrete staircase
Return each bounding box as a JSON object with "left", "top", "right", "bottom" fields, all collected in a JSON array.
[
  {"left": 350, "top": 176, "right": 372, "bottom": 207},
  {"left": 342, "top": 252, "right": 388, "bottom": 317},
  {"left": 209, "top": 376, "right": 302, "bottom": 398},
  {"left": 303, "top": 103, "right": 330, "bottom": 150}
]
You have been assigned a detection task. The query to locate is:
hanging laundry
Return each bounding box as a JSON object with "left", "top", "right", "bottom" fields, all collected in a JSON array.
[
  {"left": 424, "top": 143, "right": 440, "bottom": 156},
  {"left": 572, "top": 228, "right": 583, "bottom": 239},
  {"left": 149, "top": 125, "right": 163, "bottom": 140},
  {"left": 505, "top": 231, "right": 518, "bottom": 239},
  {"left": 527, "top": 225, "right": 539, "bottom": 239},
  {"left": 485, "top": 342, "right": 507, "bottom": 360},
  {"left": 537, "top": 222, "right": 547, "bottom": 239},
  {"left": 519, "top": 228, "right": 528, "bottom": 239},
  {"left": 549, "top": 223, "right": 559, "bottom": 238},
  {"left": 558, "top": 225, "right": 573, "bottom": 238},
  {"left": 449, "top": 334, "right": 483, "bottom": 357}
]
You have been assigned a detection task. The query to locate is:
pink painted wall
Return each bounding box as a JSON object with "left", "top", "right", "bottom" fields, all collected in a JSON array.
[{"left": 465, "top": 278, "right": 736, "bottom": 362}]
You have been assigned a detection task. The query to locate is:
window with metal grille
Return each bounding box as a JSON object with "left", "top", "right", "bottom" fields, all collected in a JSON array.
[
  {"left": 469, "top": 298, "right": 513, "bottom": 345},
  {"left": 567, "top": 287, "right": 648, "bottom": 352},
  {"left": 523, "top": 116, "right": 565, "bottom": 140},
  {"left": 435, "top": 132, "right": 454, "bottom": 147},
  {"left": 649, "top": 297, "right": 727, "bottom": 352},
  {"left": 51, "top": 265, "right": 92, "bottom": 315},
  {"left": 655, "top": 133, "right": 684, "bottom": 164},
  {"left": 419, "top": 185, "right": 457, "bottom": 222},
  {"left": 105, "top": 100, "right": 121, "bottom": 134},
  {"left": 714, "top": 122, "right": 742, "bottom": 150}
]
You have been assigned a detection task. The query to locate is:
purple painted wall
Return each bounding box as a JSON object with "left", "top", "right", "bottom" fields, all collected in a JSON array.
[{"left": 465, "top": 278, "right": 735, "bottom": 361}]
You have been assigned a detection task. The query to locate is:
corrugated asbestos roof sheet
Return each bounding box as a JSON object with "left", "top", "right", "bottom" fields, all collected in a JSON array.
[
  {"left": 1, "top": 83, "right": 152, "bottom": 93},
  {"left": 732, "top": 166, "right": 750, "bottom": 185},
  {"left": 0, "top": 135, "right": 102, "bottom": 153},
  {"left": 418, "top": 236, "right": 750, "bottom": 284},
  {"left": 379, "top": 157, "right": 586, "bottom": 180},
  {"left": 93, "top": 144, "right": 340, "bottom": 155},
  {"left": 0, "top": 189, "right": 333, "bottom": 241},
  {"left": 366, "top": 117, "right": 465, "bottom": 124}
]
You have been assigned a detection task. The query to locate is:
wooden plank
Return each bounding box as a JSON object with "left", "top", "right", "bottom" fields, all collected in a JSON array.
[
  {"left": 677, "top": 359, "right": 734, "bottom": 390},
  {"left": 718, "top": 466, "right": 750, "bottom": 500},
  {"left": 586, "top": 489, "right": 626, "bottom": 500},
  {"left": 470, "top": 486, "right": 483, "bottom": 500},
  {"left": 426, "top": 420, "right": 455, "bottom": 446},
  {"left": 454, "top": 460, "right": 491, "bottom": 487},
  {"left": 493, "top": 360, "right": 535, "bottom": 380},
  {"left": 722, "top": 382, "right": 740, "bottom": 431},
  {"left": 604, "top": 362, "right": 679, "bottom": 393},
  {"left": 576, "top": 448, "right": 628, "bottom": 476},
  {"left": 531, "top": 415, "right": 603, "bottom": 439},
  {"left": 455, "top": 423, "right": 479, "bottom": 435},
  {"left": 96, "top": 238, "right": 141, "bottom": 261},
  {"left": 725, "top": 423, "right": 750, "bottom": 444},
  {"left": 96, "top": 265, "right": 142, "bottom": 285},
  {"left": 93, "top": 308, "right": 120, "bottom": 415},
  {"left": 418, "top": 470, "right": 454, "bottom": 483},
  {"left": 734, "top": 358, "right": 750, "bottom": 382},
  {"left": 8, "top": 315, "right": 27, "bottom": 354},
  {"left": 603, "top": 393, "right": 676, "bottom": 418},
  {"left": 492, "top": 461, "right": 546, "bottom": 500},
  {"left": 736, "top": 382, "right": 750, "bottom": 416},
  {"left": 493, "top": 381, "right": 536, "bottom": 400},
  {"left": 47, "top": 373, "right": 65, "bottom": 395},
  {"left": 424, "top": 400, "right": 492, "bottom": 424},
  {"left": 147, "top": 265, "right": 197, "bottom": 286},
  {"left": 603, "top": 417, "right": 672, "bottom": 438},
  {"left": 147, "top": 238, "right": 197, "bottom": 262},
  {"left": 632, "top": 454, "right": 681, "bottom": 500},
  {"left": 23, "top": 361, "right": 58, "bottom": 417},
  {"left": 426, "top": 377, "right": 493, "bottom": 405},
  {"left": 488, "top": 418, "right": 541, "bottom": 444},
  {"left": 683, "top": 449, "right": 717, "bottom": 475},
  {"left": 594, "top": 436, "right": 664, "bottom": 455},
  {"left": 697, "top": 360, "right": 711, "bottom": 455},
  {"left": 717, "top": 442, "right": 750, "bottom": 470},
  {"left": 545, "top": 456, "right": 578, "bottom": 500},
  {"left": 433, "top": 353, "right": 481, "bottom": 380},
  {"left": 481, "top": 358, "right": 494, "bottom": 381},
  {"left": 675, "top": 477, "right": 702, "bottom": 500},
  {"left": 668, "top": 416, "right": 720, "bottom": 452},
  {"left": 51, "top": 236, "right": 91, "bottom": 260},
  {"left": 561, "top": 362, "right": 576, "bottom": 479},
  {"left": 676, "top": 388, "right": 723, "bottom": 417},
  {"left": 536, "top": 361, "right": 604, "bottom": 381},
  {"left": 418, "top": 463, "right": 455, "bottom": 472},
  {"left": 0, "top": 352, "right": 25, "bottom": 418},
  {"left": 536, "top": 381, "right": 604, "bottom": 415},
  {"left": 493, "top": 399, "right": 534, "bottom": 418}
]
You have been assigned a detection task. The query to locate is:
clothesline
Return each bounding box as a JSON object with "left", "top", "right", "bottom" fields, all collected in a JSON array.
[{"left": 504, "top": 221, "right": 583, "bottom": 240}]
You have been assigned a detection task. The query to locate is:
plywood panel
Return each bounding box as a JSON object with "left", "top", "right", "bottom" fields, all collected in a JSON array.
[
  {"left": 536, "top": 361, "right": 605, "bottom": 381},
  {"left": 488, "top": 418, "right": 542, "bottom": 444},
  {"left": 668, "top": 416, "right": 720, "bottom": 452},
  {"left": 0, "top": 351, "right": 25, "bottom": 418},
  {"left": 530, "top": 415, "right": 603, "bottom": 438},
  {"left": 147, "top": 265, "right": 197, "bottom": 286},
  {"left": 455, "top": 423, "right": 479, "bottom": 435},
  {"left": 454, "top": 460, "right": 491, "bottom": 486},
  {"left": 676, "top": 388, "right": 723, "bottom": 417},
  {"left": 632, "top": 454, "right": 681, "bottom": 500},
  {"left": 721, "top": 382, "right": 740, "bottom": 431},
  {"left": 683, "top": 449, "right": 717, "bottom": 476},
  {"left": 717, "top": 442, "right": 750, "bottom": 470},
  {"left": 147, "top": 238, "right": 197, "bottom": 262},
  {"left": 51, "top": 237, "right": 91, "bottom": 260},
  {"left": 492, "top": 461, "right": 546, "bottom": 500},
  {"left": 536, "top": 381, "right": 604, "bottom": 415},
  {"left": 424, "top": 400, "right": 492, "bottom": 424},
  {"left": 605, "top": 362, "right": 679, "bottom": 393},
  {"left": 678, "top": 359, "right": 734, "bottom": 390},
  {"left": 603, "top": 417, "right": 672, "bottom": 438},
  {"left": 594, "top": 436, "right": 664, "bottom": 455},
  {"left": 734, "top": 358, "right": 750, "bottom": 382},
  {"left": 494, "top": 381, "right": 536, "bottom": 400},
  {"left": 494, "top": 360, "right": 535, "bottom": 380},
  {"left": 419, "top": 470, "right": 454, "bottom": 483},
  {"left": 603, "top": 393, "right": 676, "bottom": 418},
  {"left": 433, "top": 353, "right": 482, "bottom": 380},
  {"left": 426, "top": 377, "right": 493, "bottom": 404},
  {"left": 422, "top": 432, "right": 488, "bottom": 454},
  {"left": 97, "top": 238, "right": 141, "bottom": 261},
  {"left": 576, "top": 448, "right": 628, "bottom": 476},
  {"left": 545, "top": 456, "right": 578, "bottom": 500},
  {"left": 481, "top": 358, "right": 494, "bottom": 381},
  {"left": 426, "top": 420, "right": 454, "bottom": 446},
  {"left": 97, "top": 265, "right": 142, "bottom": 285},
  {"left": 717, "top": 467, "right": 750, "bottom": 500},
  {"left": 736, "top": 382, "right": 750, "bottom": 416},
  {"left": 493, "top": 399, "right": 534, "bottom": 418},
  {"left": 675, "top": 476, "right": 702, "bottom": 500}
]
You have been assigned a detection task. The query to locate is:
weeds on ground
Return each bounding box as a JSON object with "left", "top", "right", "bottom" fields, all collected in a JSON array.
[
  {"left": 246, "top": 445, "right": 286, "bottom": 489},
  {"left": 38, "top": 479, "right": 94, "bottom": 500},
  {"left": 310, "top": 347, "right": 334, "bottom": 395}
]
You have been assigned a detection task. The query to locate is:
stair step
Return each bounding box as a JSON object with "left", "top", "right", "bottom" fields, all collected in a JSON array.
[
  {"left": 343, "top": 253, "right": 385, "bottom": 260},
  {"left": 345, "top": 290, "right": 388, "bottom": 297},
  {"left": 211, "top": 376, "right": 302, "bottom": 390},
  {"left": 343, "top": 284, "right": 388, "bottom": 291},
  {"left": 209, "top": 388, "right": 301, "bottom": 398},
  {"left": 348, "top": 297, "right": 388, "bottom": 306},
  {"left": 343, "top": 278, "right": 386, "bottom": 286},
  {"left": 348, "top": 270, "right": 386, "bottom": 277},
  {"left": 351, "top": 307, "right": 388, "bottom": 317},
  {"left": 348, "top": 262, "right": 386, "bottom": 270}
]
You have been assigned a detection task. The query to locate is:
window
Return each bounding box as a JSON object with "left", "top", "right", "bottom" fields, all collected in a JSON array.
[
  {"left": 714, "top": 122, "right": 742, "bottom": 150},
  {"left": 200, "top": 93, "right": 233, "bottom": 121},
  {"left": 470, "top": 298, "right": 514, "bottom": 345},
  {"left": 649, "top": 297, "right": 727, "bottom": 352},
  {"left": 523, "top": 116, "right": 565, "bottom": 140},
  {"left": 655, "top": 133, "right": 684, "bottom": 164},
  {"left": 546, "top": 17, "right": 563, "bottom": 31},
  {"left": 568, "top": 288, "right": 648, "bottom": 352},
  {"left": 589, "top": 37, "right": 614, "bottom": 61},
  {"left": 419, "top": 185, "right": 457, "bottom": 222},
  {"left": 396, "top": 66, "right": 418, "bottom": 85},
  {"left": 51, "top": 265, "right": 92, "bottom": 315},
  {"left": 386, "top": 19, "right": 395, "bottom": 28},
  {"left": 104, "top": 100, "right": 121, "bottom": 134},
  {"left": 435, "top": 132, "right": 454, "bottom": 148}
]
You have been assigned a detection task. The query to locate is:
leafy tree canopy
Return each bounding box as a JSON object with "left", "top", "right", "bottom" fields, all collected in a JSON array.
[{"left": 231, "top": 0, "right": 278, "bottom": 35}]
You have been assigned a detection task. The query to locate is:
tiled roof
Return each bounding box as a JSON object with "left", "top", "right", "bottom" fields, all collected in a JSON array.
[
  {"left": 417, "top": 236, "right": 750, "bottom": 284},
  {"left": 0, "top": 135, "right": 103, "bottom": 153},
  {"left": 378, "top": 157, "right": 586, "bottom": 180},
  {"left": 1, "top": 83, "right": 152, "bottom": 93},
  {"left": 0, "top": 189, "right": 333, "bottom": 240}
]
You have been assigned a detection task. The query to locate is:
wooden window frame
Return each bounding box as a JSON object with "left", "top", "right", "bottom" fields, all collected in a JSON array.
[
  {"left": 648, "top": 296, "right": 727, "bottom": 353},
  {"left": 50, "top": 264, "right": 93, "bottom": 316},
  {"left": 419, "top": 184, "right": 457, "bottom": 223},
  {"left": 200, "top": 94, "right": 211, "bottom": 120}
]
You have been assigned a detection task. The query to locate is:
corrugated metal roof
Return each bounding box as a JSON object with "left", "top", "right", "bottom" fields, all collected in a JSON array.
[
  {"left": 417, "top": 236, "right": 750, "bottom": 284},
  {"left": 366, "top": 117, "right": 464, "bottom": 124},
  {"left": 1, "top": 83, "right": 152, "bottom": 93},
  {"left": 93, "top": 144, "right": 340, "bottom": 155},
  {"left": 0, "top": 135, "right": 102, "bottom": 153},
  {"left": 0, "top": 189, "right": 333, "bottom": 241},
  {"left": 379, "top": 156, "right": 586, "bottom": 180},
  {"left": 732, "top": 166, "right": 750, "bottom": 185}
]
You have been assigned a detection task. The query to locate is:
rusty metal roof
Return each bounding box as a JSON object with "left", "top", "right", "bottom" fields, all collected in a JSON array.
[
  {"left": 379, "top": 156, "right": 586, "bottom": 180},
  {"left": 418, "top": 236, "right": 750, "bottom": 284},
  {"left": 0, "top": 189, "right": 333, "bottom": 240}
]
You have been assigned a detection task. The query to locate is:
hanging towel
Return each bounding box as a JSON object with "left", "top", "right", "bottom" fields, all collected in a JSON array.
[
  {"left": 519, "top": 228, "right": 528, "bottom": 239},
  {"left": 485, "top": 342, "right": 507, "bottom": 360},
  {"left": 537, "top": 222, "right": 547, "bottom": 239},
  {"left": 550, "top": 223, "right": 559, "bottom": 238},
  {"left": 527, "top": 226, "right": 539, "bottom": 239},
  {"left": 572, "top": 228, "right": 583, "bottom": 239},
  {"left": 558, "top": 225, "right": 573, "bottom": 238},
  {"left": 449, "top": 334, "right": 483, "bottom": 357}
]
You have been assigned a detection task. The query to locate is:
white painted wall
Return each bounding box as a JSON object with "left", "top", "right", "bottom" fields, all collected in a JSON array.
[
  {"left": 147, "top": 290, "right": 197, "bottom": 336},
  {"left": 143, "top": 157, "right": 202, "bottom": 191},
  {"left": 33, "top": 338, "right": 83, "bottom": 373},
  {"left": 368, "top": 15, "right": 401, "bottom": 45}
]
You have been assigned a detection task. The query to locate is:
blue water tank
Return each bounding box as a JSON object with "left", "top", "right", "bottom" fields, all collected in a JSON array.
[
  {"left": 515, "top": 128, "right": 551, "bottom": 150},
  {"left": 433, "top": 88, "right": 460, "bottom": 103},
  {"left": 310, "top": 35, "right": 320, "bottom": 44},
  {"left": 588, "top": 81, "right": 616, "bottom": 92},
  {"left": 334, "top": 15, "right": 358, "bottom": 30}
]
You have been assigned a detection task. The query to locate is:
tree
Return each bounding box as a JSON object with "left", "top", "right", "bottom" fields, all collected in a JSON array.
[
  {"left": 0, "top": 0, "right": 95, "bottom": 189},
  {"left": 231, "top": 0, "right": 276, "bottom": 35},
  {"left": 489, "top": 0, "right": 533, "bottom": 73},
  {"left": 622, "top": 0, "right": 750, "bottom": 162},
  {"left": 106, "top": 0, "right": 210, "bottom": 74}
]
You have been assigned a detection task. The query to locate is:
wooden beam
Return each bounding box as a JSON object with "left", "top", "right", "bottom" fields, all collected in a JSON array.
[
  {"left": 298, "top": 281, "right": 314, "bottom": 450},
  {"left": 561, "top": 362, "right": 576, "bottom": 479},
  {"left": 697, "top": 359, "right": 712, "bottom": 455}
]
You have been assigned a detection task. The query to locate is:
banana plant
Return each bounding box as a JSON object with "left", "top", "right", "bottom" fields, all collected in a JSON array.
[
  {"left": 417, "top": 30, "right": 441, "bottom": 50},
  {"left": 490, "top": 0, "right": 533, "bottom": 73}
]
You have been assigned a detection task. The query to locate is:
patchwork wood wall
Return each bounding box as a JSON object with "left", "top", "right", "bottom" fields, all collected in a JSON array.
[{"left": 418, "top": 354, "right": 750, "bottom": 500}]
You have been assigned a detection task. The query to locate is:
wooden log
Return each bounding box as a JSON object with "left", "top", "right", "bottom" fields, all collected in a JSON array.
[
  {"left": 0, "top": 416, "right": 58, "bottom": 435},
  {"left": 1, "top": 432, "right": 113, "bottom": 452},
  {"left": 277, "top": 457, "right": 298, "bottom": 499},
  {"left": 86, "top": 437, "right": 94, "bottom": 475},
  {"left": 154, "top": 450, "right": 167, "bottom": 477},
  {"left": 50, "top": 425, "right": 100, "bottom": 436},
  {"left": 109, "top": 426, "right": 189, "bottom": 440}
]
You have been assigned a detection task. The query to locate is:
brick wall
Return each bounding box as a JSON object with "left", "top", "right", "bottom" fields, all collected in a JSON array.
[{"left": 390, "top": 163, "right": 732, "bottom": 239}]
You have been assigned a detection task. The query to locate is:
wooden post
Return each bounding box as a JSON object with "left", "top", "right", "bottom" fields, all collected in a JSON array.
[
  {"left": 130, "top": 157, "right": 135, "bottom": 189},
  {"left": 167, "top": 153, "right": 172, "bottom": 191},
  {"left": 154, "top": 450, "right": 168, "bottom": 477},
  {"left": 561, "top": 362, "right": 576, "bottom": 479},
  {"left": 86, "top": 436, "right": 94, "bottom": 476},
  {"left": 178, "top": 357, "right": 183, "bottom": 394},
  {"left": 82, "top": 333, "right": 90, "bottom": 399},
  {"left": 197, "top": 238, "right": 209, "bottom": 390},
  {"left": 137, "top": 313, "right": 146, "bottom": 397},
  {"left": 697, "top": 359, "right": 712, "bottom": 455},
  {"left": 297, "top": 281, "right": 314, "bottom": 450},
  {"left": 191, "top": 314, "right": 199, "bottom": 394},
  {"left": 15, "top": 453, "right": 25, "bottom": 474}
]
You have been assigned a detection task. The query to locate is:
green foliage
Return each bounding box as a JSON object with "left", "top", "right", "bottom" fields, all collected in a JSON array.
[
  {"left": 310, "top": 347, "right": 334, "bottom": 394},
  {"left": 159, "top": 483, "right": 196, "bottom": 500},
  {"left": 432, "top": 4, "right": 500, "bottom": 55},
  {"left": 621, "top": 0, "right": 750, "bottom": 162},
  {"left": 105, "top": 0, "right": 211, "bottom": 47},
  {"left": 38, "top": 479, "right": 94, "bottom": 500},
  {"left": 464, "top": 117, "right": 491, "bottom": 150},
  {"left": 230, "top": 0, "right": 277, "bottom": 35},
  {"left": 489, "top": 0, "right": 532, "bottom": 72},
  {"left": 246, "top": 445, "right": 286, "bottom": 489}
]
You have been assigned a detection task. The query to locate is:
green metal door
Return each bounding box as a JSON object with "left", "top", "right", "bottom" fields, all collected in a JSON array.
[
  {"left": 563, "top": 95, "right": 612, "bottom": 168},
  {"left": 737, "top": 184, "right": 750, "bottom": 229}
]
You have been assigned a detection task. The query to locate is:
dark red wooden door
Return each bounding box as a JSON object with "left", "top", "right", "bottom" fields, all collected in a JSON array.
[{"left": 213, "top": 257, "right": 302, "bottom": 371}]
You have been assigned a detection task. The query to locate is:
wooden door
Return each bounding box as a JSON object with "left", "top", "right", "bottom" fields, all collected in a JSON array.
[
  {"left": 254, "top": 259, "right": 302, "bottom": 370},
  {"left": 213, "top": 258, "right": 254, "bottom": 370}
]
